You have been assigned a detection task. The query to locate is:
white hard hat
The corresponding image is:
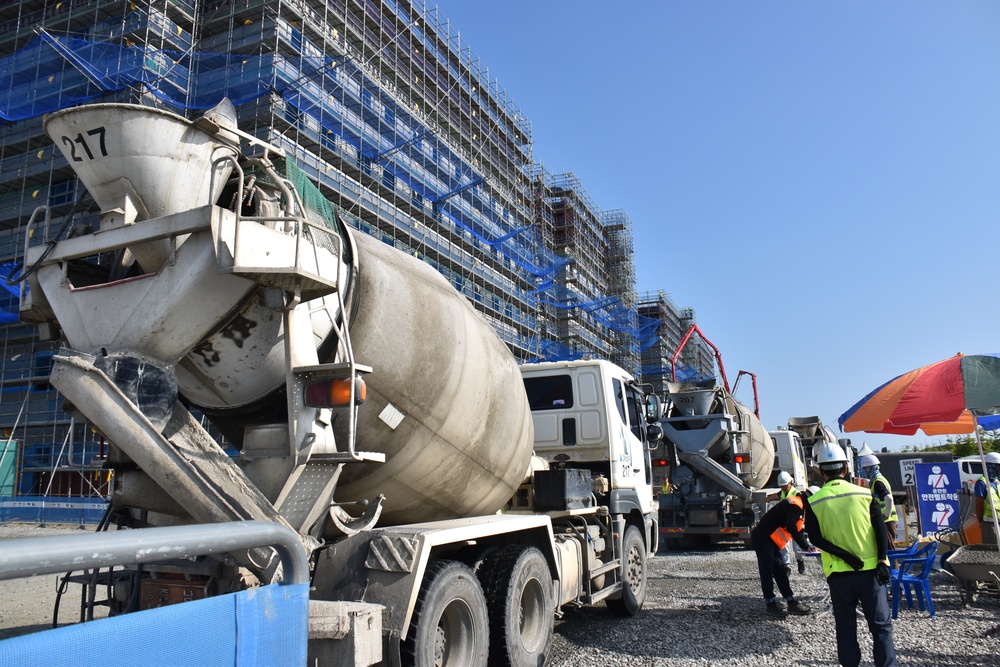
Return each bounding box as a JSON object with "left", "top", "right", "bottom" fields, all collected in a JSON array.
[
  {"left": 985, "top": 452, "right": 1000, "bottom": 464},
  {"left": 858, "top": 442, "right": 875, "bottom": 457},
  {"left": 859, "top": 454, "right": 880, "bottom": 468},
  {"left": 816, "top": 442, "right": 849, "bottom": 470},
  {"left": 777, "top": 470, "right": 793, "bottom": 486},
  {"left": 807, "top": 485, "right": 821, "bottom": 496}
]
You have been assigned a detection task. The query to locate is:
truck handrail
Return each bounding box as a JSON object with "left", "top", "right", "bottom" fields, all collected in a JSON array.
[{"left": 0, "top": 520, "right": 310, "bottom": 586}]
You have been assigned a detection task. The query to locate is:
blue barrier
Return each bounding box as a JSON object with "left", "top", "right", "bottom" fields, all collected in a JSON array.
[
  {"left": 0, "top": 521, "right": 310, "bottom": 666},
  {"left": 0, "top": 496, "right": 107, "bottom": 525},
  {"left": 0, "top": 583, "right": 309, "bottom": 667}
]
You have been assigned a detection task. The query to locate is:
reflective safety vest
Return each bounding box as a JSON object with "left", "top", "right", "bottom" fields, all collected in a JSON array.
[
  {"left": 978, "top": 476, "right": 1000, "bottom": 520},
  {"left": 808, "top": 478, "right": 879, "bottom": 576},
  {"left": 871, "top": 473, "right": 898, "bottom": 524},
  {"left": 771, "top": 495, "right": 805, "bottom": 549},
  {"left": 779, "top": 486, "right": 800, "bottom": 501}
]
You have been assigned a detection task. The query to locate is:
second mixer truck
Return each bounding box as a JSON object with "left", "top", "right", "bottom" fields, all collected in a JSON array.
[{"left": 655, "top": 325, "right": 774, "bottom": 548}]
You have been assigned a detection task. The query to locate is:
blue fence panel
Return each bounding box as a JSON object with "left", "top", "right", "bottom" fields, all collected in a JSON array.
[
  {"left": 0, "top": 496, "right": 107, "bottom": 524},
  {"left": 0, "top": 582, "right": 309, "bottom": 667}
]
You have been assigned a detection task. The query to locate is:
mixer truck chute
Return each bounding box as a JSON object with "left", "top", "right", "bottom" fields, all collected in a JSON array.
[
  {"left": 655, "top": 325, "right": 774, "bottom": 548},
  {"left": 6, "top": 101, "right": 662, "bottom": 666}
]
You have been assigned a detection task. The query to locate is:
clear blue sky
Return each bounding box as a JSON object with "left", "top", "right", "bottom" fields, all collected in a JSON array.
[{"left": 435, "top": 1, "right": 1000, "bottom": 452}]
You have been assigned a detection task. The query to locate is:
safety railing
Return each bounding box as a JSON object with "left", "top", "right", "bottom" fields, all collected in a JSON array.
[{"left": 0, "top": 521, "right": 310, "bottom": 667}]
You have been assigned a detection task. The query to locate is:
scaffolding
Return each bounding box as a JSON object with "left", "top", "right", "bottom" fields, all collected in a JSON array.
[
  {"left": 602, "top": 209, "right": 640, "bottom": 374},
  {"left": 636, "top": 291, "right": 714, "bottom": 396},
  {"left": 0, "top": 0, "right": 670, "bottom": 508},
  {"left": 526, "top": 166, "right": 655, "bottom": 374}
]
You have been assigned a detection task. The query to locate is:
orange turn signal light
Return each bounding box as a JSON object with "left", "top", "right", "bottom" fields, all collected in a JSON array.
[
  {"left": 733, "top": 453, "right": 750, "bottom": 464},
  {"left": 305, "top": 377, "right": 366, "bottom": 407}
]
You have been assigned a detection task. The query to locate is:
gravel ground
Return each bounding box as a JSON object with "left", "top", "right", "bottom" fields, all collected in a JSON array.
[
  {"left": 0, "top": 523, "right": 101, "bottom": 640},
  {"left": 1, "top": 522, "right": 999, "bottom": 665},
  {"left": 547, "top": 542, "right": 1000, "bottom": 667}
]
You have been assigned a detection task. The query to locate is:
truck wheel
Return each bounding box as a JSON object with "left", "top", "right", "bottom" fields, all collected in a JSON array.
[
  {"left": 606, "top": 525, "right": 647, "bottom": 617},
  {"left": 402, "top": 560, "right": 489, "bottom": 667},
  {"left": 478, "top": 545, "right": 553, "bottom": 667}
]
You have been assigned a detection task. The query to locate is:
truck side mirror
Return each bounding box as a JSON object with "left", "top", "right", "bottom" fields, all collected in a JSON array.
[
  {"left": 644, "top": 394, "right": 663, "bottom": 420},
  {"left": 645, "top": 423, "right": 663, "bottom": 449}
]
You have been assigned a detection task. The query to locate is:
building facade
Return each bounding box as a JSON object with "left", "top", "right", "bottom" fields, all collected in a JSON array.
[{"left": 0, "top": 0, "right": 696, "bottom": 505}]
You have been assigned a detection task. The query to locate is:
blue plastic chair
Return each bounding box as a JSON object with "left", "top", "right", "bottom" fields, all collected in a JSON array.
[
  {"left": 887, "top": 541, "right": 920, "bottom": 565},
  {"left": 889, "top": 540, "right": 938, "bottom": 619}
]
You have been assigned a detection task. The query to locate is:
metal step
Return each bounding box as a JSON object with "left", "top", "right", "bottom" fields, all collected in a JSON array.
[{"left": 589, "top": 558, "right": 621, "bottom": 578}]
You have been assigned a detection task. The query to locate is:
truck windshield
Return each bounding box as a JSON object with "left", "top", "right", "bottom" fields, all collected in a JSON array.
[{"left": 524, "top": 375, "right": 574, "bottom": 410}]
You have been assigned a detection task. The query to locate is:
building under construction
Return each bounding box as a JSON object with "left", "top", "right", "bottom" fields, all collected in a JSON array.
[
  {"left": 637, "top": 291, "right": 714, "bottom": 398},
  {"left": 529, "top": 166, "right": 645, "bottom": 373},
  {"left": 0, "top": 0, "right": 699, "bottom": 516}
]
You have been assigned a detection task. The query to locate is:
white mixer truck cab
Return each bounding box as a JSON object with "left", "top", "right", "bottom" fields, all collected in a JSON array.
[{"left": 520, "top": 359, "right": 662, "bottom": 552}]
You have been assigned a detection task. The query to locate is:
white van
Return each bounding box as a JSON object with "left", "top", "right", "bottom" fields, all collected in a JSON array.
[{"left": 956, "top": 455, "right": 985, "bottom": 489}]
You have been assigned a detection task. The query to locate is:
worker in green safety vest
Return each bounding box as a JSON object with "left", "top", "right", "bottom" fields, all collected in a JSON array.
[
  {"left": 858, "top": 444, "right": 898, "bottom": 549},
  {"left": 805, "top": 442, "right": 896, "bottom": 667},
  {"left": 974, "top": 451, "right": 1000, "bottom": 546}
]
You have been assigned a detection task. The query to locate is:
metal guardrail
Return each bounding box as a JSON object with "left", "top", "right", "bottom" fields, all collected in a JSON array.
[{"left": 0, "top": 520, "right": 309, "bottom": 585}]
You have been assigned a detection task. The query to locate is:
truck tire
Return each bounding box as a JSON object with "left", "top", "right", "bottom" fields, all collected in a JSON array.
[
  {"left": 606, "top": 525, "right": 647, "bottom": 617},
  {"left": 402, "top": 560, "right": 489, "bottom": 667},
  {"left": 478, "top": 545, "right": 553, "bottom": 667}
]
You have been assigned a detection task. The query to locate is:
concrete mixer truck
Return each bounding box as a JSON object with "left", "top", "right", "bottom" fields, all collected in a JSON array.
[
  {"left": 785, "top": 416, "right": 856, "bottom": 485},
  {"left": 7, "top": 102, "right": 664, "bottom": 666},
  {"left": 655, "top": 325, "right": 774, "bottom": 548}
]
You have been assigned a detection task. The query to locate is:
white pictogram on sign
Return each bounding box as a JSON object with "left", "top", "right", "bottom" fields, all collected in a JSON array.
[
  {"left": 927, "top": 465, "right": 950, "bottom": 488},
  {"left": 931, "top": 502, "right": 954, "bottom": 528}
]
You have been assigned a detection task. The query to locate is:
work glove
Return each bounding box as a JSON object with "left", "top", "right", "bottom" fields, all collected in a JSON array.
[
  {"left": 797, "top": 560, "right": 806, "bottom": 575},
  {"left": 875, "top": 562, "right": 891, "bottom": 586},
  {"left": 844, "top": 553, "right": 864, "bottom": 571}
]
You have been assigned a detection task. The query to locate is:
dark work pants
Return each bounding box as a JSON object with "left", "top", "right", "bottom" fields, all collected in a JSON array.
[
  {"left": 827, "top": 569, "right": 897, "bottom": 667},
  {"left": 751, "top": 534, "right": 793, "bottom": 602}
]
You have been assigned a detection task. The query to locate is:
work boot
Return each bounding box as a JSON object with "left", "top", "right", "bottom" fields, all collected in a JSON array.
[
  {"left": 787, "top": 599, "right": 811, "bottom": 615},
  {"left": 797, "top": 559, "right": 806, "bottom": 575},
  {"left": 765, "top": 601, "right": 788, "bottom": 619}
]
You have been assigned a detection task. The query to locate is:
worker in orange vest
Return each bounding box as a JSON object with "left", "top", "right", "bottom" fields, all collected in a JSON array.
[{"left": 750, "top": 491, "right": 815, "bottom": 619}]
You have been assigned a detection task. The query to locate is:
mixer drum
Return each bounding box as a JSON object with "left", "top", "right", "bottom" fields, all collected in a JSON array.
[
  {"left": 719, "top": 392, "right": 774, "bottom": 489},
  {"left": 333, "top": 232, "right": 535, "bottom": 525}
]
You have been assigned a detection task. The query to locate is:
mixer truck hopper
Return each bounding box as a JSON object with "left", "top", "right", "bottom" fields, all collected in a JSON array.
[
  {"left": 3, "top": 102, "right": 663, "bottom": 666},
  {"left": 786, "top": 416, "right": 855, "bottom": 485}
]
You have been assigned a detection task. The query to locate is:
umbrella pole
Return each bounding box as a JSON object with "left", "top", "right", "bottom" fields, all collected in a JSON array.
[{"left": 973, "top": 418, "right": 1000, "bottom": 545}]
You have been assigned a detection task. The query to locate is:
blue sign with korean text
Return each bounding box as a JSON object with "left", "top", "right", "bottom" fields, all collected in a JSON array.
[{"left": 914, "top": 462, "right": 961, "bottom": 536}]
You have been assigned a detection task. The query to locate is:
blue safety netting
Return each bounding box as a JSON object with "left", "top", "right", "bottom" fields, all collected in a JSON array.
[
  {"left": 0, "top": 28, "right": 650, "bottom": 360},
  {"left": 541, "top": 288, "right": 659, "bottom": 346},
  {"left": 639, "top": 363, "right": 715, "bottom": 384},
  {"left": 0, "top": 582, "right": 309, "bottom": 667},
  {"left": 530, "top": 339, "right": 589, "bottom": 364},
  {"left": 0, "top": 262, "right": 20, "bottom": 324}
]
